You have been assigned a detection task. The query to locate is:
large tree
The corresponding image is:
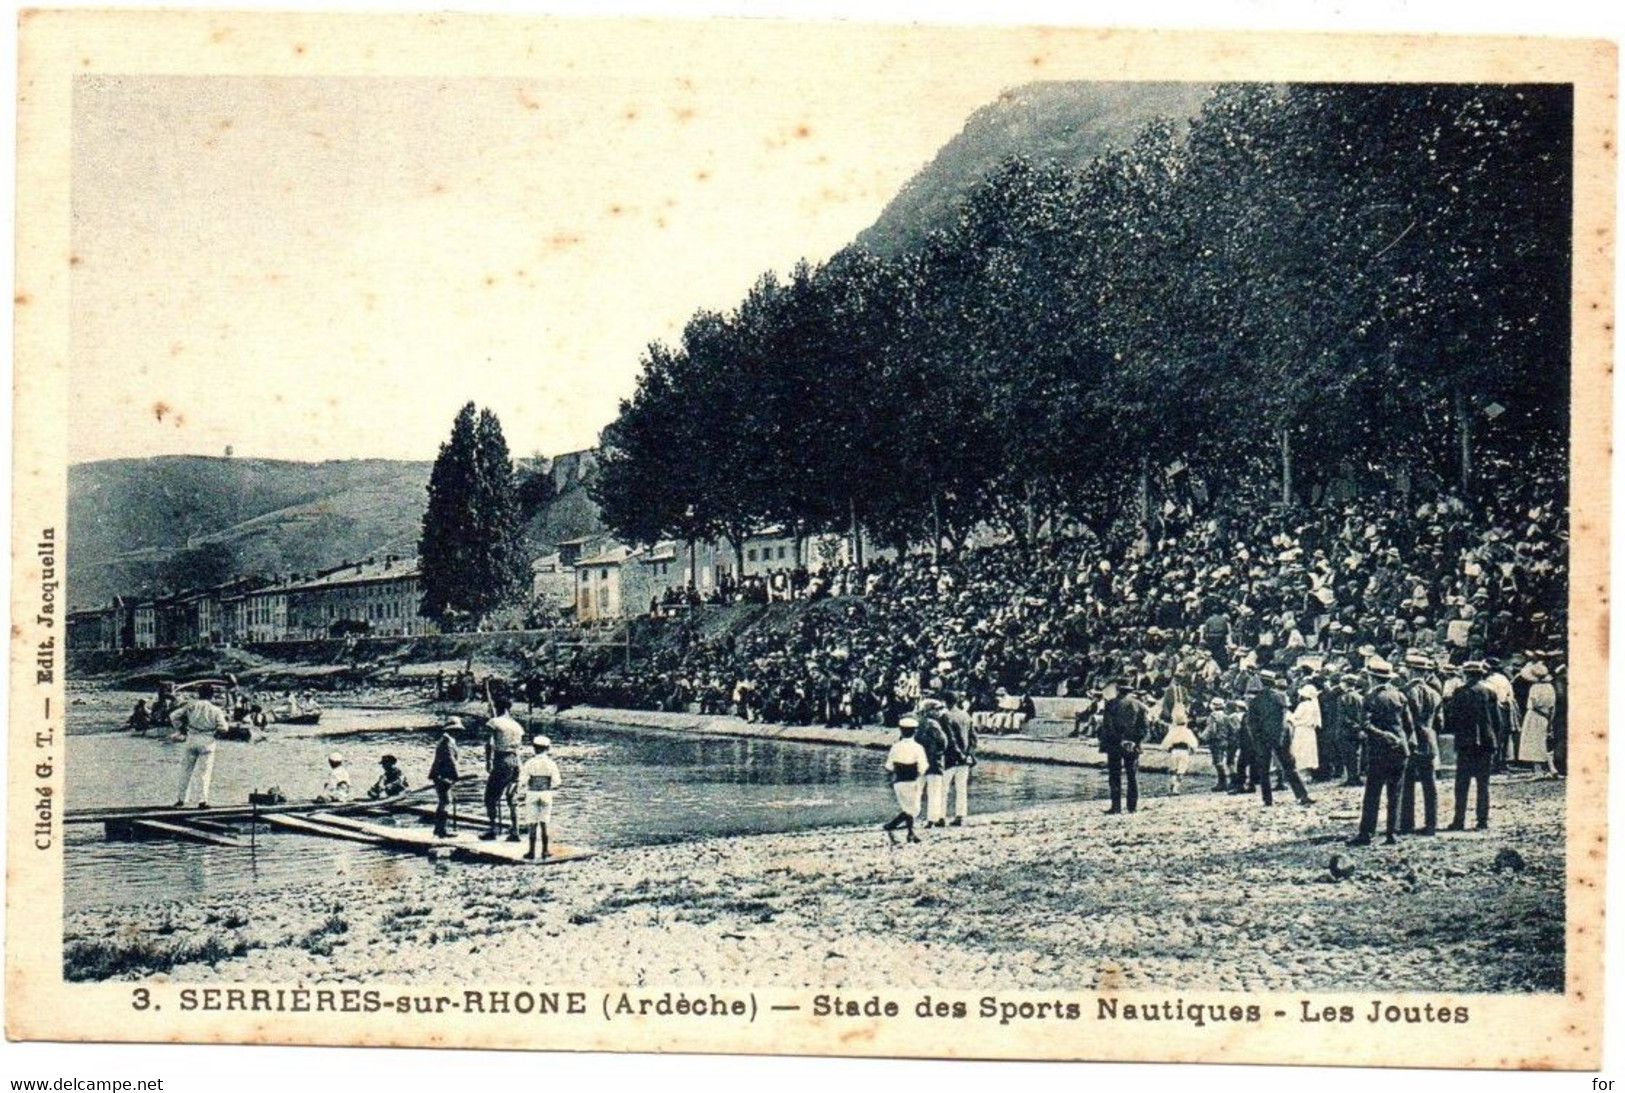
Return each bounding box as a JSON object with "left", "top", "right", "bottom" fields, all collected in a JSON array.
[{"left": 418, "top": 402, "right": 529, "bottom": 629}]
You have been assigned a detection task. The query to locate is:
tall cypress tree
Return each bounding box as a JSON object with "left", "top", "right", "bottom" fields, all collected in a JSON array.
[
  {"left": 418, "top": 402, "right": 527, "bottom": 629},
  {"left": 471, "top": 407, "right": 530, "bottom": 618}
]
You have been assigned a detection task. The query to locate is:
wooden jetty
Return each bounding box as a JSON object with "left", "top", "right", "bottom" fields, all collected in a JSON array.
[
  {"left": 304, "top": 812, "right": 591, "bottom": 866},
  {"left": 66, "top": 779, "right": 588, "bottom": 867}
]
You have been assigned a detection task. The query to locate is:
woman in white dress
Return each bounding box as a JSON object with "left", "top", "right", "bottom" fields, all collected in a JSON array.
[
  {"left": 1516, "top": 664, "right": 1557, "bottom": 773},
  {"left": 1289, "top": 684, "right": 1321, "bottom": 775}
]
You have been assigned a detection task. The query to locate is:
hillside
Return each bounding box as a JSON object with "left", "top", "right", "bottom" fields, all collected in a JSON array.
[
  {"left": 856, "top": 81, "right": 1213, "bottom": 257},
  {"left": 67, "top": 453, "right": 609, "bottom": 608},
  {"left": 67, "top": 456, "right": 433, "bottom": 607}
]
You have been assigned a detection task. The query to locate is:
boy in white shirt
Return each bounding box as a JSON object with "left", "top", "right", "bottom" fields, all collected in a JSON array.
[
  {"left": 518, "top": 736, "right": 562, "bottom": 860},
  {"left": 883, "top": 718, "right": 928, "bottom": 845},
  {"left": 317, "top": 752, "right": 351, "bottom": 803}
]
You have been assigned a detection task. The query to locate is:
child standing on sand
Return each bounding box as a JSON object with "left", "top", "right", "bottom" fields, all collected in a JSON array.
[
  {"left": 518, "top": 736, "right": 562, "bottom": 860},
  {"left": 1160, "top": 719, "right": 1200, "bottom": 794}
]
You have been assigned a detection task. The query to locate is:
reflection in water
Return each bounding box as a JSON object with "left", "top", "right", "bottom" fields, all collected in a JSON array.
[{"left": 65, "top": 690, "right": 1118, "bottom": 912}]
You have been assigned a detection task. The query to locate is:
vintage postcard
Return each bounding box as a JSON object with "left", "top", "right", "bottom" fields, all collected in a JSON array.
[{"left": 7, "top": 9, "right": 1614, "bottom": 1067}]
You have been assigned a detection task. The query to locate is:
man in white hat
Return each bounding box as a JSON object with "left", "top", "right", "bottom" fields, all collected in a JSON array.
[
  {"left": 1350, "top": 658, "right": 1411, "bottom": 846},
  {"left": 428, "top": 716, "right": 462, "bottom": 838},
  {"left": 883, "top": 718, "right": 928, "bottom": 844},
  {"left": 517, "top": 735, "right": 562, "bottom": 860},
  {"left": 317, "top": 751, "right": 351, "bottom": 804}
]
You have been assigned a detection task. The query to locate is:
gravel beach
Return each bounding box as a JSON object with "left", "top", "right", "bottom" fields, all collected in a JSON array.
[{"left": 65, "top": 773, "right": 1564, "bottom": 993}]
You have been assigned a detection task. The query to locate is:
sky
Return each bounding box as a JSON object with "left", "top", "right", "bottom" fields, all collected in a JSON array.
[{"left": 69, "top": 57, "right": 1011, "bottom": 464}]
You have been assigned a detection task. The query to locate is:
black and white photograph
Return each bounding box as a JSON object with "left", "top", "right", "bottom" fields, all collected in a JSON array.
[{"left": 6, "top": 9, "right": 1612, "bottom": 1070}]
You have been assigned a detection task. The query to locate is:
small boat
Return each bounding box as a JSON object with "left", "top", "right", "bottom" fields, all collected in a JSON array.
[{"left": 276, "top": 709, "right": 323, "bottom": 726}]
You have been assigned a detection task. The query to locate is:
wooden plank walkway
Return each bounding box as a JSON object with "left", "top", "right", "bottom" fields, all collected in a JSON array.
[
  {"left": 65, "top": 778, "right": 582, "bottom": 866},
  {"left": 66, "top": 778, "right": 475, "bottom": 826},
  {"left": 125, "top": 819, "right": 246, "bottom": 848},
  {"left": 260, "top": 812, "right": 388, "bottom": 845},
  {"left": 309, "top": 812, "right": 591, "bottom": 866}
]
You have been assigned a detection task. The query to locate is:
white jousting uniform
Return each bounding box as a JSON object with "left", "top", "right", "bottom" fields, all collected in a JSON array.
[{"left": 885, "top": 737, "right": 929, "bottom": 814}]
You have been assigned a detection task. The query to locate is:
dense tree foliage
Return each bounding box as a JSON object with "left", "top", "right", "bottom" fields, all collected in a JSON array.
[
  {"left": 594, "top": 83, "right": 1571, "bottom": 557},
  {"left": 419, "top": 402, "right": 530, "bottom": 628}
]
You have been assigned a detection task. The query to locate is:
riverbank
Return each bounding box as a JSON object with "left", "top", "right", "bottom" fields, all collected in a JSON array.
[
  {"left": 63, "top": 774, "right": 1564, "bottom": 992},
  {"left": 533, "top": 706, "right": 1208, "bottom": 772}
]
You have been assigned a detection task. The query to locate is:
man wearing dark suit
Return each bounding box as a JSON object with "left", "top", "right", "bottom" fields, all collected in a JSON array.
[
  {"left": 428, "top": 716, "right": 462, "bottom": 838},
  {"left": 1246, "top": 671, "right": 1313, "bottom": 807},
  {"left": 1099, "top": 677, "right": 1150, "bottom": 814},
  {"left": 1317, "top": 678, "right": 1343, "bottom": 782},
  {"left": 1444, "top": 661, "right": 1499, "bottom": 831},
  {"left": 1338, "top": 674, "right": 1367, "bottom": 785},
  {"left": 1400, "top": 655, "right": 1442, "bottom": 835},
  {"left": 1351, "top": 659, "right": 1411, "bottom": 846}
]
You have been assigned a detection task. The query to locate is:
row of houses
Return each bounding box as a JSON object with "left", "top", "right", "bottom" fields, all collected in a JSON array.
[
  {"left": 534, "top": 526, "right": 876, "bottom": 623},
  {"left": 69, "top": 523, "right": 880, "bottom": 651},
  {"left": 67, "top": 555, "right": 431, "bottom": 652}
]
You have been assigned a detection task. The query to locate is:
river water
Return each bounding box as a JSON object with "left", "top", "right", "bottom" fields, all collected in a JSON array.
[{"left": 66, "top": 689, "right": 1112, "bottom": 912}]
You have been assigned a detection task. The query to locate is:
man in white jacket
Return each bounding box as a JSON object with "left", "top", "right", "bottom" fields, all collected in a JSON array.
[{"left": 883, "top": 718, "right": 928, "bottom": 845}]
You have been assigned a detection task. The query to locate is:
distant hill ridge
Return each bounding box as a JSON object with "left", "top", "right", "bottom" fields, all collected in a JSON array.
[
  {"left": 70, "top": 85, "right": 1216, "bottom": 607},
  {"left": 856, "top": 81, "right": 1212, "bottom": 257},
  {"left": 66, "top": 453, "right": 606, "bottom": 608}
]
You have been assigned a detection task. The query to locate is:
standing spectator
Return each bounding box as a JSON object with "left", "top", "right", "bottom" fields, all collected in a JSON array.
[
  {"left": 1204, "top": 697, "right": 1233, "bottom": 792},
  {"left": 1350, "top": 659, "right": 1411, "bottom": 846},
  {"left": 1199, "top": 602, "right": 1233, "bottom": 669},
  {"left": 1399, "top": 655, "right": 1442, "bottom": 836},
  {"left": 1338, "top": 674, "right": 1367, "bottom": 786},
  {"left": 940, "top": 691, "right": 977, "bottom": 827},
  {"left": 428, "top": 716, "right": 462, "bottom": 838},
  {"left": 1160, "top": 715, "right": 1200, "bottom": 795},
  {"left": 915, "top": 701, "right": 950, "bottom": 829},
  {"left": 1483, "top": 658, "right": 1520, "bottom": 772},
  {"left": 1288, "top": 683, "right": 1321, "bottom": 778},
  {"left": 1550, "top": 664, "right": 1568, "bottom": 777},
  {"left": 481, "top": 695, "right": 525, "bottom": 842},
  {"left": 1246, "top": 671, "right": 1314, "bottom": 808},
  {"left": 170, "top": 684, "right": 227, "bottom": 809},
  {"left": 517, "top": 735, "right": 562, "bottom": 860},
  {"left": 1444, "top": 661, "right": 1499, "bottom": 831},
  {"left": 1316, "top": 677, "right": 1342, "bottom": 781},
  {"left": 1515, "top": 662, "right": 1557, "bottom": 774},
  {"left": 1099, "top": 677, "right": 1149, "bottom": 815},
  {"left": 883, "top": 718, "right": 928, "bottom": 845}
]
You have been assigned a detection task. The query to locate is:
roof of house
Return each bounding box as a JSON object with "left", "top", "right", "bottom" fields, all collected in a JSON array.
[
  {"left": 286, "top": 557, "right": 421, "bottom": 591},
  {"left": 640, "top": 542, "right": 678, "bottom": 563},
  {"left": 575, "top": 546, "right": 635, "bottom": 568}
]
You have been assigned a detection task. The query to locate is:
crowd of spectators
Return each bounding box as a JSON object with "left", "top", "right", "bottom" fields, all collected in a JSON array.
[{"left": 535, "top": 447, "right": 1568, "bottom": 757}]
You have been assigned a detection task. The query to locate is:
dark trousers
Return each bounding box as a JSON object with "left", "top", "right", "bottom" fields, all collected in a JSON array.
[
  {"left": 1257, "top": 740, "right": 1310, "bottom": 805},
  {"left": 1230, "top": 743, "right": 1254, "bottom": 790},
  {"left": 1452, "top": 748, "right": 1493, "bottom": 827},
  {"left": 485, "top": 756, "right": 519, "bottom": 831},
  {"left": 1344, "top": 736, "right": 1366, "bottom": 784},
  {"left": 433, "top": 779, "right": 453, "bottom": 836},
  {"left": 1399, "top": 756, "right": 1437, "bottom": 833},
  {"left": 1107, "top": 750, "right": 1140, "bottom": 812},
  {"left": 1321, "top": 732, "right": 1345, "bottom": 781},
  {"left": 1358, "top": 754, "right": 1406, "bottom": 837}
]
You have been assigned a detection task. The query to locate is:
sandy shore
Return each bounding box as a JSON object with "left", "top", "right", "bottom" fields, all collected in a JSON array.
[{"left": 65, "top": 774, "right": 1564, "bottom": 993}]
